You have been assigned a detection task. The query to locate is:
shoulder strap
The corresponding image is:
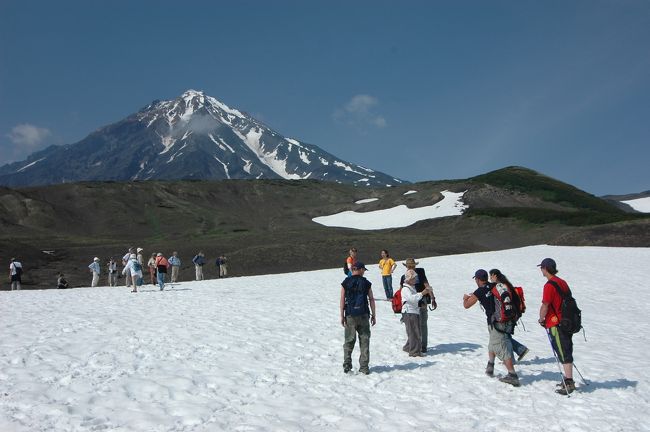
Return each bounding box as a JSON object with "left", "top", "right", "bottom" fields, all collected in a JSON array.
[{"left": 548, "top": 280, "right": 571, "bottom": 298}]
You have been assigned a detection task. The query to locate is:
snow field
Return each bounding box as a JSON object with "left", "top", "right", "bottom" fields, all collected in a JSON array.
[{"left": 1, "top": 245, "right": 649, "bottom": 431}]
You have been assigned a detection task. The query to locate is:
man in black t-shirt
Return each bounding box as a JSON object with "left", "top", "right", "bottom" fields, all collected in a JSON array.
[
  {"left": 463, "top": 269, "right": 520, "bottom": 387},
  {"left": 340, "top": 262, "right": 376, "bottom": 375}
]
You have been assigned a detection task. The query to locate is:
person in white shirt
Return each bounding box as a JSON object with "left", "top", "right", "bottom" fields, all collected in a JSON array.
[
  {"left": 122, "top": 248, "right": 134, "bottom": 288},
  {"left": 88, "top": 257, "right": 101, "bottom": 287},
  {"left": 401, "top": 269, "right": 433, "bottom": 357},
  {"left": 123, "top": 254, "right": 143, "bottom": 293},
  {"left": 107, "top": 258, "right": 118, "bottom": 287},
  {"left": 9, "top": 258, "right": 23, "bottom": 290}
]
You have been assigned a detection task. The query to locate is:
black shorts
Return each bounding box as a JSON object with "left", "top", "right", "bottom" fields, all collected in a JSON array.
[{"left": 549, "top": 325, "right": 573, "bottom": 364}]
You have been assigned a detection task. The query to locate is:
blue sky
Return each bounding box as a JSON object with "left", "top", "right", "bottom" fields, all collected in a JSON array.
[{"left": 1, "top": 0, "right": 649, "bottom": 195}]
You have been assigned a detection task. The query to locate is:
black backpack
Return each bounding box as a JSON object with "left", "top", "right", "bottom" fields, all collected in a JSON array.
[
  {"left": 15, "top": 265, "right": 23, "bottom": 276},
  {"left": 549, "top": 280, "right": 582, "bottom": 334},
  {"left": 343, "top": 261, "right": 350, "bottom": 276},
  {"left": 343, "top": 277, "right": 370, "bottom": 317}
]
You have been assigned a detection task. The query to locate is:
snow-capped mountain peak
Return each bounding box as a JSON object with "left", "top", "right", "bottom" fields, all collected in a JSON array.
[{"left": 0, "top": 91, "right": 404, "bottom": 187}]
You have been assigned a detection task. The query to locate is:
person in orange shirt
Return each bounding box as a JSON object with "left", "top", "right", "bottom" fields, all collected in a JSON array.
[
  {"left": 155, "top": 253, "right": 170, "bottom": 291},
  {"left": 345, "top": 248, "right": 358, "bottom": 277},
  {"left": 378, "top": 249, "right": 396, "bottom": 299}
]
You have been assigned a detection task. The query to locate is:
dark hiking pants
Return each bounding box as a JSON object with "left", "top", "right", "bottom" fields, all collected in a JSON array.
[{"left": 343, "top": 314, "right": 371, "bottom": 372}]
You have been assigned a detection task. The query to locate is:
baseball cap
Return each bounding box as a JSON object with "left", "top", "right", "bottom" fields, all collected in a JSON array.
[
  {"left": 537, "top": 258, "right": 557, "bottom": 270},
  {"left": 93, "top": 257, "right": 100, "bottom": 261},
  {"left": 473, "top": 269, "right": 488, "bottom": 280},
  {"left": 352, "top": 262, "right": 368, "bottom": 270}
]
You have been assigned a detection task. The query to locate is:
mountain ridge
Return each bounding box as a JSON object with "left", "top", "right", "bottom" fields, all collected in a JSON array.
[
  {"left": 0, "top": 90, "right": 403, "bottom": 187},
  {"left": 2, "top": 166, "right": 648, "bottom": 289}
]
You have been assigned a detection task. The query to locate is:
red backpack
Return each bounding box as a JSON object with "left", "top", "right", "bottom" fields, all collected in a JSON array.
[
  {"left": 391, "top": 288, "right": 404, "bottom": 313},
  {"left": 514, "top": 286, "right": 526, "bottom": 314}
]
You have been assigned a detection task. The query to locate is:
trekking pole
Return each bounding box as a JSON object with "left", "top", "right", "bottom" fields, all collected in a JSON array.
[
  {"left": 573, "top": 362, "right": 589, "bottom": 386},
  {"left": 545, "top": 328, "right": 570, "bottom": 397}
]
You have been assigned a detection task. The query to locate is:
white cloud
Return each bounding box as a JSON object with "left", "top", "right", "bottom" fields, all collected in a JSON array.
[
  {"left": 7, "top": 123, "right": 52, "bottom": 149},
  {"left": 333, "top": 94, "right": 387, "bottom": 130}
]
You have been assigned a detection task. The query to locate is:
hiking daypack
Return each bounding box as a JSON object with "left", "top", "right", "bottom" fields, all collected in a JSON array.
[
  {"left": 343, "top": 277, "right": 370, "bottom": 317},
  {"left": 132, "top": 261, "right": 142, "bottom": 272},
  {"left": 513, "top": 286, "right": 526, "bottom": 314},
  {"left": 343, "top": 261, "right": 350, "bottom": 275},
  {"left": 391, "top": 288, "right": 404, "bottom": 314},
  {"left": 15, "top": 265, "right": 23, "bottom": 276},
  {"left": 549, "top": 280, "right": 582, "bottom": 334},
  {"left": 491, "top": 283, "right": 518, "bottom": 323}
]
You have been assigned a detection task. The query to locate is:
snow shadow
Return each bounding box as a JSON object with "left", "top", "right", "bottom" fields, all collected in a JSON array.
[
  {"left": 518, "top": 356, "right": 557, "bottom": 366},
  {"left": 575, "top": 378, "right": 638, "bottom": 393},
  {"left": 371, "top": 361, "right": 436, "bottom": 374},
  {"left": 429, "top": 342, "right": 482, "bottom": 355}
]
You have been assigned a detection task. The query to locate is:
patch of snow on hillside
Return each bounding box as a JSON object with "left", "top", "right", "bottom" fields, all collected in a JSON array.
[
  {"left": 242, "top": 158, "right": 252, "bottom": 174},
  {"left": 236, "top": 128, "right": 302, "bottom": 180},
  {"left": 0, "top": 245, "right": 648, "bottom": 431},
  {"left": 208, "top": 134, "right": 234, "bottom": 153},
  {"left": 16, "top": 157, "right": 45, "bottom": 173},
  {"left": 214, "top": 156, "right": 231, "bottom": 179},
  {"left": 355, "top": 198, "right": 379, "bottom": 204},
  {"left": 313, "top": 190, "right": 468, "bottom": 230},
  {"left": 333, "top": 161, "right": 370, "bottom": 177},
  {"left": 158, "top": 135, "right": 177, "bottom": 154},
  {"left": 621, "top": 197, "right": 650, "bottom": 213},
  {"left": 404, "top": 190, "right": 418, "bottom": 195},
  {"left": 299, "top": 151, "right": 311, "bottom": 164},
  {"left": 319, "top": 157, "right": 330, "bottom": 166}
]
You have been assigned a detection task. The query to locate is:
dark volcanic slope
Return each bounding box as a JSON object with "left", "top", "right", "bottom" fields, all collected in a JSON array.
[{"left": 2, "top": 167, "right": 648, "bottom": 289}]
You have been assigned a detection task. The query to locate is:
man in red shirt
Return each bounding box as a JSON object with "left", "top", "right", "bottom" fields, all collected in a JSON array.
[{"left": 537, "top": 258, "right": 575, "bottom": 395}]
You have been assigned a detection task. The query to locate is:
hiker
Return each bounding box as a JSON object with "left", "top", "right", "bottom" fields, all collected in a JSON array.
[
  {"left": 107, "top": 257, "right": 118, "bottom": 287},
  {"left": 155, "top": 253, "right": 169, "bottom": 291},
  {"left": 340, "top": 262, "right": 376, "bottom": 374},
  {"left": 9, "top": 258, "right": 22, "bottom": 290},
  {"left": 217, "top": 255, "right": 228, "bottom": 278},
  {"left": 345, "top": 248, "right": 358, "bottom": 277},
  {"left": 192, "top": 252, "right": 206, "bottom": 281},
  {"left": 147, "top": 253, "right": 157, "bottom": 285},
  {"left": 463, "top": 269, "right": 520, "bottom": 387},
  {"left": 122, "top": 247, "right": 134, "bottom": 288},
  {"left": 401, "top": 268, "right": 433, "bottom": 357},
  {"left": 57, "top": 273, "right": 69, "bottom": 289},
  {"left": 169, "top": 251, "right": 181, "bottom": 283},
  {"left": 399, "top": 258, "right": 437, "bottom": 353},
  {"left": 538, "top": 258, "right": 576, "bottom": 395},
  {"left": 136, "top": 248, "right": 145, "bottom": 268},
  {"left": 378, "top": 249, "right": 396, "bottom": 299},
  {"left": 489, "top": 269, "right": 529, "bottom": 362},
  {"left": 123, "top": 253, "right": 143, "bottom": 293},
  {"left": 88, "top": 257, "right": 101, "bottom": 287}
]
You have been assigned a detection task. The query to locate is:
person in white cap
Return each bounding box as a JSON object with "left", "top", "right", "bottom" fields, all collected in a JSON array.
[
  {"left": 123, "top": 253, "right": 143, "bottom": 293},
  {"left": 88, "top": 257, "right": 101, "bottom": 287}
]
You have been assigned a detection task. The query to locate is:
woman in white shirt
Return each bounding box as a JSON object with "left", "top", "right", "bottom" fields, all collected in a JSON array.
[{"left": 401, "top": 269, "right": 433, "bottom": 357}]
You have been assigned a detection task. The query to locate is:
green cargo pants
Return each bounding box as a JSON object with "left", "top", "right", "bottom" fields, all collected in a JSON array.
[{"left": 343, "top": 314, "right": 371, "bottom": 372}]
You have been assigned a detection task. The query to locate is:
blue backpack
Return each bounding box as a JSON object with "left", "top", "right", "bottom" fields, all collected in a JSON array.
[
  {"left": 132, "top": 261, "right": 142, "bottom": 272},
  {"left": 343, "top": 276, "right": 370, "bottom": 317}
]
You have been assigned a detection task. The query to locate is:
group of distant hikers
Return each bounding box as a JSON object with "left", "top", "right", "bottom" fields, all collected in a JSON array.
[
  {"left": 7, "top": 250, "right": 229, "bottom": 292},
  {"left": 340, "top": 248, "right": 583, "bottom": 395}
]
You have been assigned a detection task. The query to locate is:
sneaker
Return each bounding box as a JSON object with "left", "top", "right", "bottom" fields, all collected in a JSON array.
[
  {"left": 555, "top": 379, "right": 576, "bottom": 395},
  {"left": 499, "top": 373, "right": 521, "bottom": 387},
  {"left": 485, "top": 361, "right": 495, "bottom": 377},
  {"left": 517, "top": 348, "right": 530, "bottom": 362}
]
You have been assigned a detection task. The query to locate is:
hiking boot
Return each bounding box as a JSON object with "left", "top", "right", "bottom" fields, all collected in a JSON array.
[
  {"left": 360, "top": 369, "right": 370, "bottom": 375},
  {"left": 499, "top": 373, "right": 520, "bottom": 387},
  {"left": 555, "top": 378, "right": 575, "bottom": 395},
  {"left": 343, "top": 365, "right": 352, "bottom": 374},
  {"left": 517, "top": 348, "right": 530, "bottom": 362},
  {"left": 485, "top": 361, "right": 495, "bottom": 377}
]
